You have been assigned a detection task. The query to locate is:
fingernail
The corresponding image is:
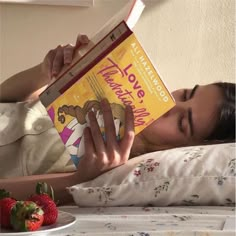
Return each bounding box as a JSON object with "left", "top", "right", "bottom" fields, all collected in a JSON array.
[
  {"left": 126, "top": 105, "right": 133, "bottom": 113},
  {"left": 52, "top": 66, "right": 59, "bottom": 74},
  {"left": 65, "top": 58, "right": 72, "bottom": 64},
  {"left": 80, "top": 35, "right": 89, "bottom": 44},
  {"left": 88, "top": 110, "right": 95, "bottom": 120},
  {"left": 51, "top": 76, "right": 56, "bottom": 82},
  {"left": 100, "top": 98, "right": 109, "bottom": 107},
  {"left": 52, "top": 71, "right": 57, "bottom": 77}
]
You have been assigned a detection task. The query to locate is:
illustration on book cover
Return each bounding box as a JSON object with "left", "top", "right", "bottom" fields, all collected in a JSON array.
[{"left": 47, "top": 101, "right": 124, "bottom": 166}]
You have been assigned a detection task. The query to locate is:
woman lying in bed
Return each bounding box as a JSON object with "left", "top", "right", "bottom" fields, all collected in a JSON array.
[{"left": 0, "top": 35, "right": 235, "bottom": 204}]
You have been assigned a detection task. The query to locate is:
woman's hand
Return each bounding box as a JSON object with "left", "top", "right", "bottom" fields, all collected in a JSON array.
[
  {"left": 41, "top": 34, "right": 89, "bottom": 85},
  {"left": 0, "top": 34, "right": 90, "bottom": 102},
  {"left": 0, "top": 100, "right": 134, "bottom": 204},
  {"left": 75, "top": 99, "right": 135, "bottom": 183}
]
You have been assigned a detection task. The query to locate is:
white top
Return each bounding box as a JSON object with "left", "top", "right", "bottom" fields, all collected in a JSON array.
[{"left": 0, "top": 100, "right": 76, "bottom": 178}]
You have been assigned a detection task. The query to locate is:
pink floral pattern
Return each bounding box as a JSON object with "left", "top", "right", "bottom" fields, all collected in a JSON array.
[{"left": 134, "top": 159, "right": 160, "bottom": 177}]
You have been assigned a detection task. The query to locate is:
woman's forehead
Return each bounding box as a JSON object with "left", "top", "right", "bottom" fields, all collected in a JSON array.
[
  {"left": 194, "top": 84, "right": 223, "bottom": 102},
  {"left": 191, "top": 84, "right": 223, "bottom": 140}
]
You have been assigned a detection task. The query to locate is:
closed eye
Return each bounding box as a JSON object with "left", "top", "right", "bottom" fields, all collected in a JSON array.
[
  {"left": 178, "top": 114, "right": 185, "bottom": 134},
  {"left": 182, "top": 89, "right": 187, "bottom": 101},
  {"left": 188, "top": 108, "right": 194, "bottom": 136}
]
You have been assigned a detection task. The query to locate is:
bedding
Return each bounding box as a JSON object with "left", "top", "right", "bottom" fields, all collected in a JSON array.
[
  {"left": 0, "top": 101, "right": 76, "bottom": 178},
  {"left": 68, "top": 143, "right": 235, "bottom": 207},
  {"left": 56, "top": 206, "right": 235, "bottom": 235}
]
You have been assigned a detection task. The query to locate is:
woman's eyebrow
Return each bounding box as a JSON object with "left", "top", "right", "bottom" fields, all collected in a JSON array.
[
  {"left": 189, "top": 84, "right": 199, "bottom": 99},
  {"left": 188, "top": 85, "right": 199, "bottom": 136}
]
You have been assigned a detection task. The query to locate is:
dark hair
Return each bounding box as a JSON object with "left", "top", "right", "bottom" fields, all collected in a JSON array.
[{"left": 206, "top": 82, "right": 235, "bottom": 142}]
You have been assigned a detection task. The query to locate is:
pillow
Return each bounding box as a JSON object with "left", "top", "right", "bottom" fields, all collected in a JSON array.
[{"left": 68, "top": 143, "right": 235, "bottom": 207}]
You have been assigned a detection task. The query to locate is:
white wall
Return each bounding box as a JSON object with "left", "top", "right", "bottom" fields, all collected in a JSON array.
[{"left": 0, "top": 0, "right": 235, "bottom": 91}]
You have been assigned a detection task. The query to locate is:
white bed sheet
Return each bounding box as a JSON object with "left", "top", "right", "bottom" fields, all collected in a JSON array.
[{"left": 53, "top": 206, "right": 235, "bottom": 236}]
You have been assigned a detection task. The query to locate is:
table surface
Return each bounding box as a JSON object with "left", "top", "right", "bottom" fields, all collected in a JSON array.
[
  {"left": 0, "top": 206, "right": 234, "bottom": 236},
  {"left": 46, "top": 206, "right": 236, "bottom": 236}
]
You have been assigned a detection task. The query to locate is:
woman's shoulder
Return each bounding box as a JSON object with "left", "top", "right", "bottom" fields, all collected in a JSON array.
[{"left": 0, "top": 100, "right": 54, "bottom": 146}]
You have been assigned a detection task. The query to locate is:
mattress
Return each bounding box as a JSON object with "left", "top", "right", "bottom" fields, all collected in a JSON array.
[{"left": 56, "top": 206, "right": 235, "bottom": 235}]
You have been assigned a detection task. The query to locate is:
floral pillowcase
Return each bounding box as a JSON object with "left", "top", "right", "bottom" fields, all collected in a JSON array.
[{"left": 68, "top": 143, "right": 235, "bottom": 207}]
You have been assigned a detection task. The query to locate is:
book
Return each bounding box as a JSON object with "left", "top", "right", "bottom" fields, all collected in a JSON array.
[
  {"left": 39, "top": 0, "right": 176, "bottom": 167},
  {"left": 39, "top": 0, "right": 146, "bottom": 103}
]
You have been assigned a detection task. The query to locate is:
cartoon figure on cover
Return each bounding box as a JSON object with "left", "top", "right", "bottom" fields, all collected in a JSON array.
[{"left": 48, "top": 100, "right": 125, "bottom": 167}]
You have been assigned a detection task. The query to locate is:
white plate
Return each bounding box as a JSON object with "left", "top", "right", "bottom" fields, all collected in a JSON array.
[{"left": 0, "top": 210, "right": 76, "bottom": 235}]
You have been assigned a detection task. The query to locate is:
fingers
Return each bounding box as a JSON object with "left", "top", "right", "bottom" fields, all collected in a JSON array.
[
  {"left": 44, "top": 49, "right": 56, "bottom": 78},
  {"left": 120, "top": 105, "right": 135, "bottom": 160},
  {"left": 51, "top": 35, "right": 89, "bottom": 76},
  {"left": 78, "top": 102, "right": 134, "bottom": 182},
  {"left": 87, "top": 100, "right": 134, "bottom": 159},
  {"left": 75, "top": 34, "right": 89, "bottom": 49},
  {"left": 51, "top": 44, "right": 75, "bottom": 76},
  {"left": 52, "top": 45, "right": 64, "bottom": 77},
  {"left": 63, "top": 44, "right": 74, "bottom": 64},
  {"left": 83, "top": 126, "right": 95, "bottom": 156},
  {"left": 43, "top": 34, "right": 90, "bottom": 80},
  {"left": 100, "top": 99, "right": 117, "bottom": 146},
  {"left": 88, "top": 110, "right": 106, "bottom": 154}
]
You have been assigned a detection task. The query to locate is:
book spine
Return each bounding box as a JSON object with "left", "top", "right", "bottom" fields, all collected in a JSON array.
[{"left": 40, "top": 21, "right": 132, "bottom": 108}]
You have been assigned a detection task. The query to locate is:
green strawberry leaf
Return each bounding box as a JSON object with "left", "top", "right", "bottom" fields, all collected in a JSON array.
[
  {"left": 36, "top": 182, "right": 55, "bottom": 201},
  {"left": 10, "top": 201, "right": 44, "bottom": 232},
  {"left": 0, "top": 189, "right": 10, "bottom": 199}
]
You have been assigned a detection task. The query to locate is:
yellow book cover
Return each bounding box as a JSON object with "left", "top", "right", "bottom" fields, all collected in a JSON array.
[{"left": 44, "top": 28, "right": 175, "bottom": 167}]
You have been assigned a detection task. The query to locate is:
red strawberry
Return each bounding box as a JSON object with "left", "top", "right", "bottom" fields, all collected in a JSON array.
[
  {"left": 10, "top": 201, "right": 44, "bottom": 232},
  {"left": 28, "top": 182, "right": 58, "bottom": 225},
  {"left": 0, "top": 189, "right": 16, "bottom": 228},
  {"left": 28, "top": 195, "right": 58, "bottom": 225}
]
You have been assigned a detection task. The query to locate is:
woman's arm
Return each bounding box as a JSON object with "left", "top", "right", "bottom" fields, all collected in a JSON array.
[
  {"left": 0, "top": 172, "right": 78, "bottom": 205},
  {"left": 0, "top": 64, "right": 47, "bottom": 102},
  {"left": 0, "top": 34, "right": 89, "bottom": 103},
  {"left": 0, "top": 99, "right": 135, "bottom": 205}
]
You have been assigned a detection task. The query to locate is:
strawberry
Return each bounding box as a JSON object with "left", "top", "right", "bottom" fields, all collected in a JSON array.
[
  {"left": 28, "top": 182, "right": 58, "bottom": 225},
  {"left": 0, "top": 189, "right": 16, "bottom": 228},
  {"left": 10, "top": 201, "right": 44, "bottom": 232}
]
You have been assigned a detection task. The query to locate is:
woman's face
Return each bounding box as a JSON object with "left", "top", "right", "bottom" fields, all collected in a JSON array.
[{"left": 139, "top": 84, "right": 223, "bottom": 150}]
